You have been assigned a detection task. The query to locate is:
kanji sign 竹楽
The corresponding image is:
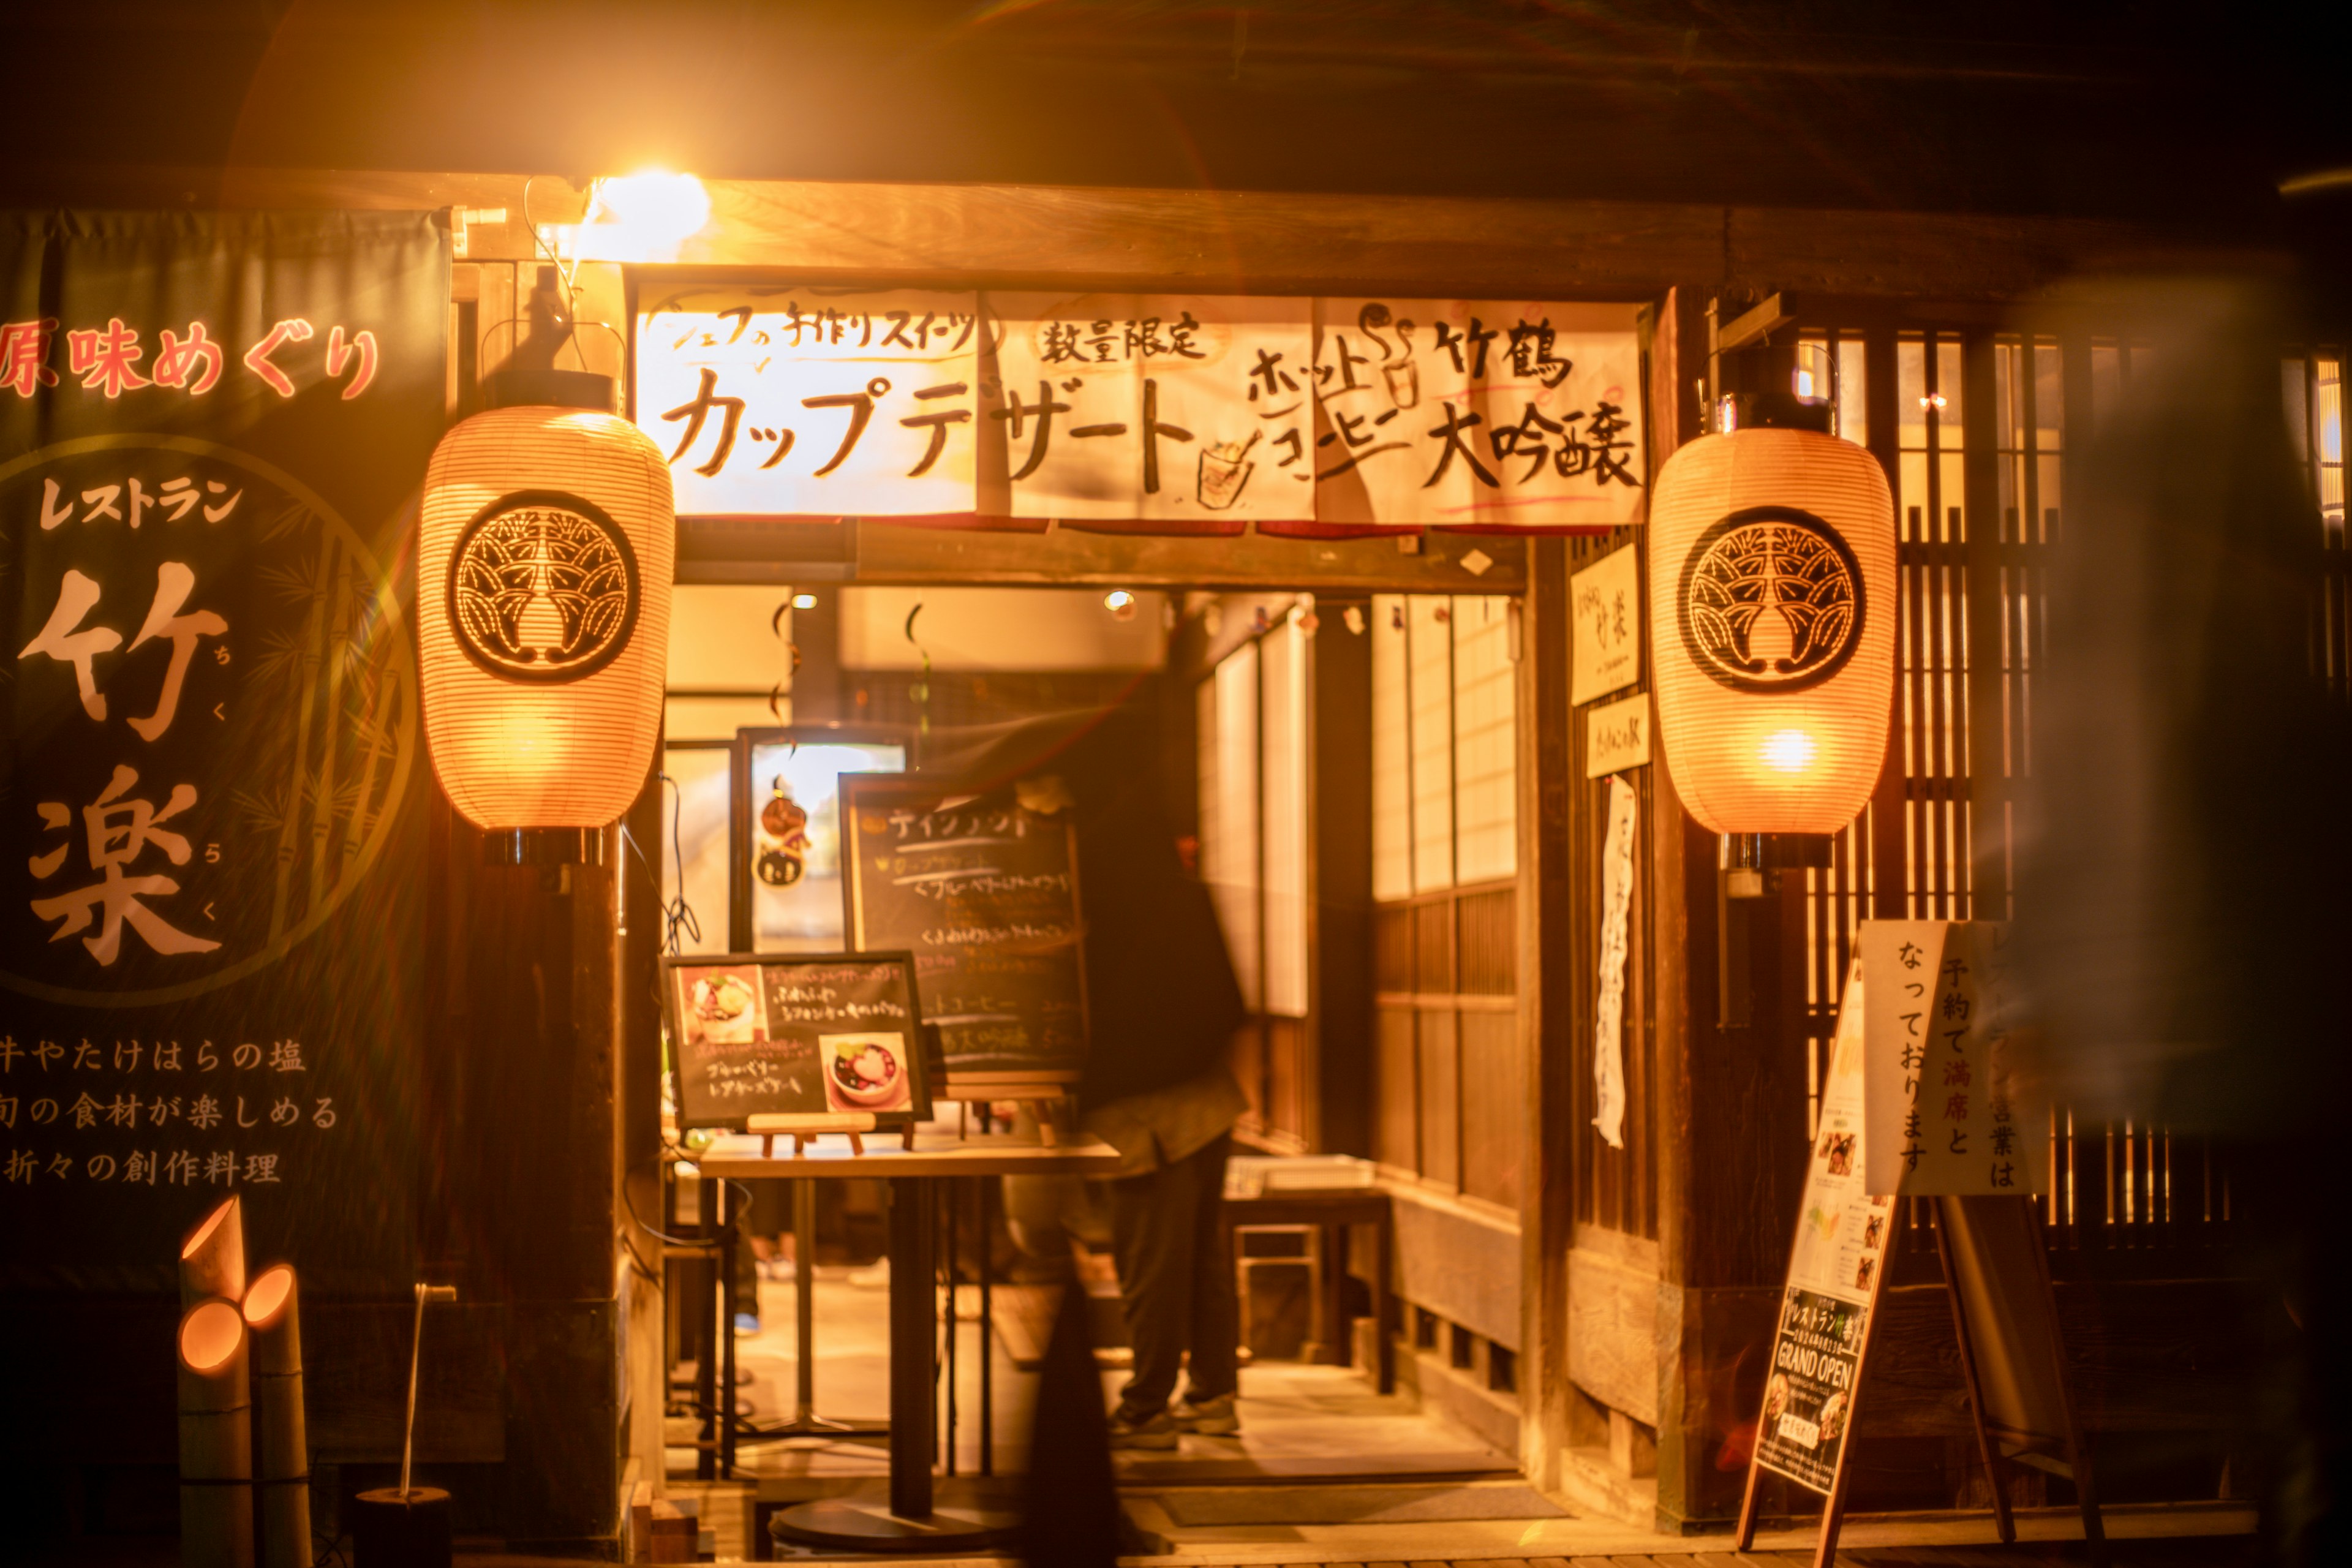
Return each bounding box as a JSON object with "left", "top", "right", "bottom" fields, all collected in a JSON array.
[{"left": 1, "top": 209, "right": 445, "bottom": 1283}]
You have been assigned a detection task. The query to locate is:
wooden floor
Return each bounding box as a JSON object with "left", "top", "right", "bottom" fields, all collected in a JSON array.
[{"left": 666, "top": 1276, "right": 2256, "bottom": 1568}]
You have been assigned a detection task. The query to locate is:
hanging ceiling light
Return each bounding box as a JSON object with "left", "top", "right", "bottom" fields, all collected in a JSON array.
[
  {"left": 418, "top": 363, "right": 673, "bottom": 862},
  {"left": 1648, "top": 362, "right": 1894, "bottom": 839}
]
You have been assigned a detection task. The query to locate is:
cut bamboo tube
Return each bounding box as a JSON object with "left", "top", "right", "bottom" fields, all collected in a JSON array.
[
  {"left": 178, "top": 1298, "right": 255, "bottom": 1568},
  {"left": 181, "top": 1195, "right": 246, "bottom": 1308},
  {"left": 244, "top": 1264, "right": 311, "bottom": 1568}
]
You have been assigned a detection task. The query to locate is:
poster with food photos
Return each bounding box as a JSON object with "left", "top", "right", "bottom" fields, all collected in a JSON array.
[
  {"left": 663, "top": 951, "right": 930, "bottom": 1129},
  {"left": 1754, "top": 959, "right": 1897, "bottom": 1496}
]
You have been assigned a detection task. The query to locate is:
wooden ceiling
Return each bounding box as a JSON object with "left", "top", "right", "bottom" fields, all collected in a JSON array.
[{"left": 4, "top": 1, "right": 2346, "bottom": 235}]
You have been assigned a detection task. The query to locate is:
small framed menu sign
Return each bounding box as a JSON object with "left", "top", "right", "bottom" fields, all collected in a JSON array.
[{"left": 663, "top": 951, "right": 933, "bottom": 1130}]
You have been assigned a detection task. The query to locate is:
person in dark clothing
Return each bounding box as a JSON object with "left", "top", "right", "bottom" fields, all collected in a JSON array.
[{"left": 922, "top": 692, "right": 1250, "bottom": 1446}]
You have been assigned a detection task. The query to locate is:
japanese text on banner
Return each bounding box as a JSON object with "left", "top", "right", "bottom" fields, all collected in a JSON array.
[
  {"left": 1312, "top": 299, "right": 1644, "bottom": 529},
  {"left": 637, "top": 287, "right": 982, "bottom": 516},
  {"left": 979, "top": 293, "right": 1313, "bottom": 522}
]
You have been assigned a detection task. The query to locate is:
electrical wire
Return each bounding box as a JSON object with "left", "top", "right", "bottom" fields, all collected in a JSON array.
[
  {"left": 620, "top": 1160, "right": 713, "bottom": 1249},
  {"left": 658, "top": 772, "right": 702, "bottom": 956}
]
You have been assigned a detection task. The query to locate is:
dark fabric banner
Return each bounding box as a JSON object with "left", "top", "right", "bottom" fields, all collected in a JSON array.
[{"left": 0, "top": 211, "right": 448, "bottom": 1293}]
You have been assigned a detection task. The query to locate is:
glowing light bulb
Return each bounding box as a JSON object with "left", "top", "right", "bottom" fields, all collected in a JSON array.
[
  {"left": 1104, "top": 589, "right": 1137, "bottom": 621},
  {"left": 793, "top": 593, "right": 817, "bottom": 611},
  {"left": 594, "top": 171, "right": 709, "bottom": 243},
  {"left": 1759, "top": 728, "right": 1818, "bottom": 773}
]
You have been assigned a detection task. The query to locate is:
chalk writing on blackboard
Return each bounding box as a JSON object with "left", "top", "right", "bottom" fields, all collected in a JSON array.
[{"left": 842, "top": 780, "right": 1087, "bottom": 1077}]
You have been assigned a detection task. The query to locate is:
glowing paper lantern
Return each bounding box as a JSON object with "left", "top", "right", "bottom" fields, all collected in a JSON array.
[
  {"left": 420, "top": 375, "right": 673, "bottom": 845},
  {"left": 1648, "top": 426, "right": 1894, "bottom": 835}
]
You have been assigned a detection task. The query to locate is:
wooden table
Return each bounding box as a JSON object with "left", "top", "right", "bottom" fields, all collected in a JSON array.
[
  {"left": 1220, "top": 1185, "right": 1394, "bottom": 1393},
  {"left": 699, "top": 1134, "right": 1121, "bottom": 1549}
]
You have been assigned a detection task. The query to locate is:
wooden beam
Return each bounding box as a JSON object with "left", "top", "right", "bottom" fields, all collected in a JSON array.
[
  {"left": 1716, "top": 293, "right": 1795, "bottom": 354},
  {"left": 680, "top": 519, "right": 1531, "bottom": 592},
  {"left": 0, "top": 164, "right": 2238, "bottom": 303}
]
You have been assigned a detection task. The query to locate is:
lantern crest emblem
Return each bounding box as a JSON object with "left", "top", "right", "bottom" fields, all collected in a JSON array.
[
  {"left": 1676, "top": 504, "right": 1864, "bottom": 696},
  {"left": 446, "top": 489, "right": 641, "bottom": 684}
]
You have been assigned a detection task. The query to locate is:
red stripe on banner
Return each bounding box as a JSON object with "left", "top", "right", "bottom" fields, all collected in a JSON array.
[
  {"left": 1255, "top": 519, "right": 1421, "bottom": 540},
  {"left": 862, "top": 513, "right": 1052, "bottom": 533},
  {"left": 1433, "top": 521, "right": 1626, "bottom": 537},
  {"left": 1055, "top": 516, "right": 1250, "bottom": 537}
]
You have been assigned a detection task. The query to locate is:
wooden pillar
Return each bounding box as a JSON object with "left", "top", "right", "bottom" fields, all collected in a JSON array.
[
  {"left": 1960, "top": 329, "right": 2008, "bottom": 922},
  {"left": 426, "top": 260, "right": 630, "bottom": 1552},
  {"left": 1650, "top": 285, "right": 1812, "bottom": 1532},
  {"left": 450, "top": 829, "right": 625, "bottom": 1554},
  {"left": 1518, "top": 535, "right": 1580, "bottom": 1490},
  {"left": 1311, "top": 596, "right": 1374, "bottom": 1159},
  {"left": 619, "top": 759, "right": 671, "bottom": 1494}
]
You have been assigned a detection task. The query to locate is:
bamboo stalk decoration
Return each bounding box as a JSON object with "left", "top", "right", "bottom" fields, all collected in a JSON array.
[
  {"left": 181, "top": 1195, "right": 246, "bottom": 1307},
  {"left": 178, "top": 1197, "right": 253, "bottom": 1568},
  {"left": 243, "top": 1265, "right": 312, "bottom": 1568},
  {"left": 178, "top": 1298, "right": 255, "bottom": 1568}
]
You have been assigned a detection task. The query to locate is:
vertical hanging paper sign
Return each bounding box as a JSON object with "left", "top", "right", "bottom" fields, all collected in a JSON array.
[
  {"left": 1312, "top": 299, "right": 1646, "bottom": 529},
  {"left": 635, "top": 287, "right": 982, "bottom": 517},
  {"left": 979, "top": 293, "right": 1313, "bottom": 522},
  {"left": 1594, "top": 773, "right": 1638, "bottom": 1147},
  {"left": 1570, "top": 543, "right": 1643, "bottom": 704}
]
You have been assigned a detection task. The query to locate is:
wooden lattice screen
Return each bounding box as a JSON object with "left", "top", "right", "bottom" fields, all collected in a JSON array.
[{"left": 1782, "top": 322, "right": 2344, "bottom": 1279}]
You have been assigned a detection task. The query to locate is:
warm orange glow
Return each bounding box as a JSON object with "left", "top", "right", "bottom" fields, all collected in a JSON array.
[
  {"left": 181, "top": 1196, "right": 236, "bottom": 1260},
  {"left": 1759, "top": 728, "right": 1818, "bottom": 772},
  {"left": 179, "top": 1300, "right": 244, "bottom": 1374},
  {"left": 420, "top": 407, "right": 674, "bottom": 829},
  {"left": 1649, "top": 428, "right": 1895, "bottom": 835},
  {"left": 592, "top": 171, "right": 709, "bottom": 241},
  {"left": 562, "top": 171, "right": 714, "bottom": 262},
  {"left": 243, "top": 1264, "right": 295, "bottom": 1327}
]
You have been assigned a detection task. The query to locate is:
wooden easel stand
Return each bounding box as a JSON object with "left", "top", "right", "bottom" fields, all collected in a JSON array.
[{"left": 1736, "top": 1194, "right": 2108, "bottom": 1568}]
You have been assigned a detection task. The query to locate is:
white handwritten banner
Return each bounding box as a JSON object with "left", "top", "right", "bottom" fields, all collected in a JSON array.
[
  {"left": 1311, "top": 299, "right": 1645, "bottom": 530},
  {"left": 636, "top": 286, "right": 982, "bottom": 517},
  {"left": 979, "top": 293, "right": 1313, "bottom": 524},
  {"left": 632, "top": 289, "right": 1643, "bottom": 529}
]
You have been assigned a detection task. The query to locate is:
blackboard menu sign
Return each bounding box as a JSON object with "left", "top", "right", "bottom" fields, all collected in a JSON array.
[
  {"left": 663, "top": 951, "right": 930, "bottom": 1129},
  {"left": 840, "top": 777, "right": 1087, "bottom": 1077}
]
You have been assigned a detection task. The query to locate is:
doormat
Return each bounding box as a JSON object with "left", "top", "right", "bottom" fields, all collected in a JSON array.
[{"left": 1155, "top": 1482, "right": 1567, "bottom": 1526}]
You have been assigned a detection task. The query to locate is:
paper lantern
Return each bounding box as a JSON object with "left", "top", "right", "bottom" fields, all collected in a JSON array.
[
  {"left": 420, "top": 377, "right": 673, "bottom": 843},
  {"left": 1648, "top": 426, "right": 1894, "bottom": 835}
]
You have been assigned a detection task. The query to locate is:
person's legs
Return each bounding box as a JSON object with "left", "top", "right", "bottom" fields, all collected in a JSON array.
[
  {"left": 1179, "top": 1133, "right": 1238, "bottom": 1404},
  {"left": 732, "top": 1188, "right": 763, "bottom": 1333},
  {"left": 1108, "top": 1156, "right": 1200, "bottom": 1415}
]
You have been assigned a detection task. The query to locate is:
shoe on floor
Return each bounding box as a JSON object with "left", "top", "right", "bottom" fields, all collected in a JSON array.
[
  {"left": 1174, "top": 1392, "right": 1239, "bottom": 1434},
  {"left": 1106, "top": 1404, "right": 1179, "bottom": 1450},
  {"left": 733, "top": 1312, "right": 763, "bottom": 1336}
]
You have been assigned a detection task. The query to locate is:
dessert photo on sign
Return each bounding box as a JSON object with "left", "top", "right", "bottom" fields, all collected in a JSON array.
[
  {"left": 678, "top": 963, "right": 765, "bottom": 1046},
  {"left": 821, "top": 1031, "right": 913, "bottom": 1115}
]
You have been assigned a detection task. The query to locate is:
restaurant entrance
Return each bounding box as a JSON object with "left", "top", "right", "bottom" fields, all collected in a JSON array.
[{"left": 650, "top": 567, "right": 1545, "bottom": 1550}]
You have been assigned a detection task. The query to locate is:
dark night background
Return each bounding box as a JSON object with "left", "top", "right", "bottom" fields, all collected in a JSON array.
[{"left": 0, "top": 1, "right": 2347, "bottom": 243}]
